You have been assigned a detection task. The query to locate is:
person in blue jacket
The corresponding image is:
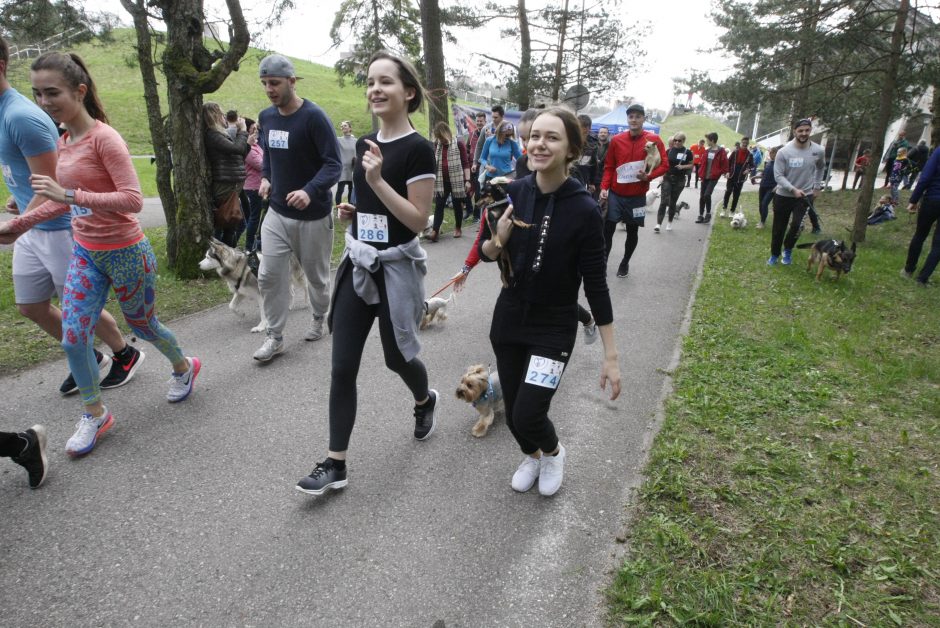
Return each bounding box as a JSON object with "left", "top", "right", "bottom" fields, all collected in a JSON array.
[
  {"left": 479, "top": 121, "right": 522, "bottom": 181},
  {"left": 902, "top": 145, "right": 940, "bottom": 286}
]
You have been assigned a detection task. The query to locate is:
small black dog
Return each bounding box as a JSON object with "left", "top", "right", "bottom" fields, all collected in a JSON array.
[
  {"left": 796, "top": 239, "right": 856, "bottom": 281},
  {"left": 477, "top": 177, "right": 534, "bottom": 287}
]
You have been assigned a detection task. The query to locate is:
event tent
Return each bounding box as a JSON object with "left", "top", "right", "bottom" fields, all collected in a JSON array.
[{"left": 591, "top": 104, "right": 661, "bottom": 135}]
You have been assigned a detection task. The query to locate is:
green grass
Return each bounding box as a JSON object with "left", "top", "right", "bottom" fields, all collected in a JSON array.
[
  {"left": 0, "top": 226, "right": 230, "bottom": 374},
  {"left": 608, "top": 190, "right": 940, "bottom": 625},
  {"left": 660, "top": 112, "right": 743, "bottom": 146},
  {"left": 4, "top": 29, "right": 429, "bottom": 155}
]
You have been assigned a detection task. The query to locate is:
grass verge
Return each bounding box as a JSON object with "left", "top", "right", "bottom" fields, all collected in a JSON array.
[
  {"left": 608, "top": 189, "right": 940, "bottom": 625},
  {"left": 0, "top": 226, "right": 230, "bottom": 374}
]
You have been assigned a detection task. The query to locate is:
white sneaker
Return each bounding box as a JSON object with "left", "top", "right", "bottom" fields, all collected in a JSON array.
[
  {"left": 582, "top": 321, "right": 598, "bottom": 345},
  {"left": 719, "top": 210, "right": 726, "bottom": 218},
  {"left": 167, "top": 357, "right": 201, "bottom": 402},
  {"left": 511, "top": 456, "right": 541, "bottom": 492},
  {"left": 756, "top": 221, "right": 765, "bottom": 230},
  {"left": 304, "top": 315, "right": 325, "bottom": 341},
  {"left": 666, "top": 221, "right": 673, "bottom": 231},
  {"left": 66, "top": 408, "right": 114, "bottom": 457},
  {"left": 253, "top": 335, "right": 284, "bottom": 362},
  {"left": 653, "top": 224, "right": 661, "bottom": 233},
  {"left": 538, "top": 444, "right": 566, "bottom": 496}
]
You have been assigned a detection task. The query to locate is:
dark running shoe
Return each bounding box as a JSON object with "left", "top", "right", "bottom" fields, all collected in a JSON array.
[
  {"left": 100, "top": 345, "right": 146, "bottom": 389},
  {"left": 703, "top": 213, "right": 712, "bottom": 223},
  {"left": 414, "top": 389, "right": 438, "bottom": 440},
  {"left": 695, "top": 215, "right": 705, "bottom": 223},
  {"left": 617, "top": 259, "right": 629, "bottom": 278},
  {"left": 296, "top": 459, "right": 348, "bottom": 495},
  {"left": 12, "top": 425, "right": 48, "bottom": 489},
  {"left": 59, "top": 350, "right": 111, "bottom": 395}
]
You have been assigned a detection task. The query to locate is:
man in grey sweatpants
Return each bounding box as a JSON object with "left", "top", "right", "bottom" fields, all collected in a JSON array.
[
  {"left": 254, "top": 54, "right": 342, "bottom": 362},
  {"left": 768, "top": 118, "right": 826, "bottom": 266}
]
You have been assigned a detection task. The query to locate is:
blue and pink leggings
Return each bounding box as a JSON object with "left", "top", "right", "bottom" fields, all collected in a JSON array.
[{"left": 62, "top": 239, "right": 184, "bottom": 405}]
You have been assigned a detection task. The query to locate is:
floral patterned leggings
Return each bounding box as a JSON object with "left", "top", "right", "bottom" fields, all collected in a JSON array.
[{"left": 62, "top": 239, "right": 184, "bottom": 405}]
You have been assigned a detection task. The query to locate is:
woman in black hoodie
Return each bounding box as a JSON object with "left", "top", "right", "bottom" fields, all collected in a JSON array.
[{"left": 478, "top": 107, "right": 621, "bottom": 497}]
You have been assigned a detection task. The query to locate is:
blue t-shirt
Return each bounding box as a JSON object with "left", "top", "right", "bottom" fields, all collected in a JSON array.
[
  {"left": 258, "top": 99, "right": 341, "bottom": 221},
  {"left": 0, "top": 87, "right": 68, "bottom": 231},
  {"left": 480, "top": 136, "right": 522, "bottom": 177}
]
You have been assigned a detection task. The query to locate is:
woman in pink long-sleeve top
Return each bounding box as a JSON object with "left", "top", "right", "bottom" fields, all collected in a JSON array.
[{"left": 0, "top": 52, "right": 200, "bottom": 458}]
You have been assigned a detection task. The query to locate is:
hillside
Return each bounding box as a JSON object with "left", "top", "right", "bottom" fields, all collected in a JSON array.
[
  {"left": 659, "top": 112, "right": 742, "bottom": 146},
  {"left": 5, "top": 29, "right": 429, "bottom": 153}
]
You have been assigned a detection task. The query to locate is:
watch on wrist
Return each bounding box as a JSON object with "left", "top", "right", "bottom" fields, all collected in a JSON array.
[{"left": 64, "top": 189, "right": 76, "bottom": 203}]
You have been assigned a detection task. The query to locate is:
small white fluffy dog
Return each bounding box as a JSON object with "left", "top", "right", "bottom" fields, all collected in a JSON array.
[
  {"left": 198, "top": 238, "right": 310, "bottom": 333},
  {"left": 420, "top": 292, "right": 454, "bottom": 330},
  {"left": 730, "top": 212, "right": 748, "bottom": 229},
  {"left": 455, "top": 365, "right": 504, "bottom": 437}
]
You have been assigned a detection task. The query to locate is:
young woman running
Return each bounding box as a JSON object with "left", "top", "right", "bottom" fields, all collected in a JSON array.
[
  {"left": 296, "top": 51, "right": 438, "bottom": 495},
  {"left": 0, "top": 52, "right": 200, "bottom": 457},
  {"left": 478, "top": 107, "right": 621, "bottom": 496}
]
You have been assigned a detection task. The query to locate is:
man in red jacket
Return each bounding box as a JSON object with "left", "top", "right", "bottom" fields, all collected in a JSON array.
[{"left": 600, "top": 103, "right": 668, "bottom": 277}]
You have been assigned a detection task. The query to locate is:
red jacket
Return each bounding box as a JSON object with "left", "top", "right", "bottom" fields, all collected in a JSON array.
[
  {"left": 697, "top": 147, "right": 729, "bottom": 181},
  {"left": 690, "top": 143, "right": 706, "bottom": 165},
  {"left": 601, "top": 130, "right": 668, "bottom": 197}
]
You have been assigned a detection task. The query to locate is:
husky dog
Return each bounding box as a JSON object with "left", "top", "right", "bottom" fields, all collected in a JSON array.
[
  {"left": 198, "top": 238, "right": 310, "bottom": 332},
  {"left": 455, "top": 364, "right": 504, "bottom": 438},
  {"left": 796, "top": 239, "right": 857, "bottom": 281},
  {"left": 730, "top": 212, "right": 747, "bottom": 229},
  {"left": 420, "top": 292, "right": 455, "bottom": 330}
]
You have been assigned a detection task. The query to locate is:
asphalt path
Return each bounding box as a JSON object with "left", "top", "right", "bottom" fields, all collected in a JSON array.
[{"left": 1, "top": 183, "right": 723, "bottom": 626}]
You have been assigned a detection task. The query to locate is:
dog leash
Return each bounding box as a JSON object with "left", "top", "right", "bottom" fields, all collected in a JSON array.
[{"left": 428, "top": 275, "right": 460, "bottom": 299}]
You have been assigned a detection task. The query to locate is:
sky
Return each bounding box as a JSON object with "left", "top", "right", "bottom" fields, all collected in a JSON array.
[{"left": 95, "top": 0, "right": 732, "bottom": 113}]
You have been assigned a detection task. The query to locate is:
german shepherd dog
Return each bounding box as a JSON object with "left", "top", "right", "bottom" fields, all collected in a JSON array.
[
  {"left": 198, "top": 238, "right": 310, "bottom": 332},
  {"left": 796, "top": 239, "right": 857, "bottom": 281},
  {"left": 476, "top": 176, "right": 535, "bottom": 288}
]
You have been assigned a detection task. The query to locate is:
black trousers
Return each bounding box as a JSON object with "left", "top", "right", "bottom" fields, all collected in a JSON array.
[
  {"left": 603, "top": 220, "right": 639, "bottom": 264},
  {"left": 433, "top": 180, "right": 467, "bottom": 232},
  {"left": 722, "top": 176, "right": 745, "bottom": 213},
  {"left": 699, "top": 179, "right": 718, "bottom": 216},
  {"left": 904, "top": 197, "right": 940, "bottom": 283},
  {"left": 328, "top": 266, "right": 428, "bottom": 452},
  {"left": 335, "top": 180, "right": 353, "bottom": 205},
  {"left": 770, "top": 194, "right": 808, "bottom": 256},
  {"left": 490, "top": 294, "right": 576, "bottom": 455}
]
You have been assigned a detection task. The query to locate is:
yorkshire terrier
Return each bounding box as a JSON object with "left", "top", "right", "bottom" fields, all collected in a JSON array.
[{"left": 455, "top": 364, "right": 504, "bottom": 438}]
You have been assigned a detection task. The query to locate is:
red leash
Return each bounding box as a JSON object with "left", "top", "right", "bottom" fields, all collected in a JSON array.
[{"left": 428, "top": 275, "right": 459, "bottom": 299}]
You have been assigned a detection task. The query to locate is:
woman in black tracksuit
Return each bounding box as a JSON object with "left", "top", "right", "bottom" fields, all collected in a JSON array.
[{"left": 478, "top": 107, "right": 621, "bottom": 497}]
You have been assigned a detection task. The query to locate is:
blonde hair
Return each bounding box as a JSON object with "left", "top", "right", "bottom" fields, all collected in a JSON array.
[{"left": 202, "top": 102, "right": 227, "bottom": 133}]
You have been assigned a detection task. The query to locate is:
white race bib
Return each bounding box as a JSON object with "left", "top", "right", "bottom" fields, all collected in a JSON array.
[
  {"left": 357, "top": 212, "right": 389, "bottom": 243},
  {"left": 268, "top": 130, "right": 289, "bottom": 150},
  {"left": 70, "top": 204, "right": 93, "bottom": 218},
  {"left": 788, "top": 157, "right": 804, "bottom": 168},
  {"left": 632, "top": 205, "right": 646, "bottom": 218},
  {"left": 525, "top": 355, "right": 565, "bottom": 389},
  {"left": 616, "top": 160, "right": 645, "bottom": 184}
]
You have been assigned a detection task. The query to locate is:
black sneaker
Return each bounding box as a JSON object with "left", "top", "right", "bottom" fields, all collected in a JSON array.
[
  {"left": 100, "top": 346, "right": 146, "bottom": 389},
  {"left": 703, "top": 213, "right": 712, "bottom": 223},
  {"left": 414, "top": 389, "right": 438, "bottom": 440},
  {"left": 695, "top": 215, "right": 705, "bottom": 223},
  {"left": 296, "top": 459, "right": 348, "bottom": 495},
  {"left": 811, "top": 227, "right": 822, "bottom": 235},
  {"left": 59, "top": 350, "right": 111, "bottom": 395},
  {"left": 616, "top": 259, "right": 629, "bottom": 278},
  {"left": 12, "top": 425, "right": 48, "bottom": 489}
]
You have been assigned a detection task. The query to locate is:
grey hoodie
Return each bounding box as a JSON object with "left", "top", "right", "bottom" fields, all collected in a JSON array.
[{"left": 774, "top": 139, "right": 826, "bottom": 197}]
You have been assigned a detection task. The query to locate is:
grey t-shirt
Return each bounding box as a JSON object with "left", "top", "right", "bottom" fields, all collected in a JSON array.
[
  {"left": 774, "top": 140, "right": 825, "bottom": 197},
  {"left": 337, "top": 134, "right": 357, "bottom": 181}
]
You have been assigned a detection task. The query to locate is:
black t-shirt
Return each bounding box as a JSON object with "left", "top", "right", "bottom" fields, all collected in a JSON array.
[
  {"left": 666, "top": 147, "right": 694, "bottom": 177},
  {"left": 352, "top": 130, "right": 435, "bottom": 249}
]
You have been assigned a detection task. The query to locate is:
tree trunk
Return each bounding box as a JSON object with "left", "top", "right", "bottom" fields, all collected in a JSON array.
[
  {"left": 120, "top": 0, "right": 179, "bottom": 266},
  {"left": 852, "top": 0, "right": 909, "bottom": 244},
  {"left": 842, "top": 137, "right": 859, "bottom": 191},
  {"left": 551, "top": 0, "right": 569, "bottom": 102},
  {"left": 419, "top": 0, "right": 448, "bottom": 132},
  {"left": 931, "top": 85, "right": 940, "bottom": 150},
  {"left": 516, "top": 0, "right": 531, "bottom": 110}
]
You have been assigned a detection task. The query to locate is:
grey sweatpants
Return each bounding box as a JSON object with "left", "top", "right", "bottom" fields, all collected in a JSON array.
[{"left": 259, "top": 210, "right": 333, "bottom": 337}]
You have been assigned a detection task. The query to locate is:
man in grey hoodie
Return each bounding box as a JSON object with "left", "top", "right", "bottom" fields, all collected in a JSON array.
[{"left": 768, "top": 118, "right": 826, "bottom": 266}]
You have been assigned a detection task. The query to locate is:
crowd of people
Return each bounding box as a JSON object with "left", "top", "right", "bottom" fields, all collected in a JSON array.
[{"left": 2, "top": 38, "right": 938, "bottom": 496}]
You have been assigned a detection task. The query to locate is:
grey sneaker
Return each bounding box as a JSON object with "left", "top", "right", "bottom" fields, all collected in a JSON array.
[
  {"left": 304, "top": 315, "right": 325, "bottom": 341},
  {"left": 253, "top": 335, "right": 284, "bottom": 362},
  {"left": 582, "top": 321, "right": 598, "bottom": 345},
  {"left": 166, "top": 357, "right": 200, "bottom": 402}
]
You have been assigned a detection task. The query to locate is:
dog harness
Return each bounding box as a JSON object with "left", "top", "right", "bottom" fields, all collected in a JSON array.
[{"left": 471, "top": 371, "right": 501, "bottom": 408}]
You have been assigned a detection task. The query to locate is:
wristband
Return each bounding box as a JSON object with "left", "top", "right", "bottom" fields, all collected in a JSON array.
[{"left": 461, "top": 264, "right": 472, "bottom": 274}]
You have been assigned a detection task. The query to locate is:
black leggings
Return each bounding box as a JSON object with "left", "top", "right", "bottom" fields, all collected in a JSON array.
[
  {"left": 657, "top": 174, "right": 685, "bottom": 224},
  {"left": 723, "top": 176, "right": 745, "bottom": 213},
  {"left": 603, "top": 220, "right": 639, "bottom": 264},
  {"left": 433, "top": 180, "right": 467, "bottom": 232},
  {"left": 328, "top": 267, "right": 429, "bottom": 452},
  {"left": 699, "top": 179, "right": 718, "bottom": 215},
  {"left": 0, "top": 431, "right": 25, "bottom": 457},
  {"left": 904, "top": 197, "right": 940, "bottom": 283},
  {"left": 335, "top": 181, "right": 353, "bottom": 205}
]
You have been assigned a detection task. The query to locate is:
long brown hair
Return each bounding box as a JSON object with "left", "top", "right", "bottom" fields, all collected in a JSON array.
[
  {"left": 367, "top": 50, "right": 427, "bottom": 115},
  {"left": 432, "top": 121, "right": 452, "bottom": 144},
  {"left": 533, "top": 107, "right": 583, "bottom": 167},
  {"left": 31, "top": 52, "right": 108, "bottom": 124}
]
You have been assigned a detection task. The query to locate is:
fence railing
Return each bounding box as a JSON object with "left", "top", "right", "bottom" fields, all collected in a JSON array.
[{"left": 8, "top": 25, "right": 91, "bottom": 60}]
